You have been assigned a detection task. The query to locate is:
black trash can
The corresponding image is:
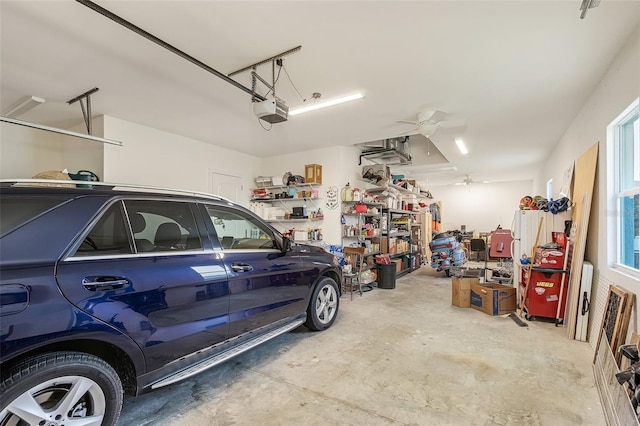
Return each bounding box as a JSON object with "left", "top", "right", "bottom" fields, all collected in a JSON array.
[{"left": 377, "top": 263, "right": 396, "bottom": 289}]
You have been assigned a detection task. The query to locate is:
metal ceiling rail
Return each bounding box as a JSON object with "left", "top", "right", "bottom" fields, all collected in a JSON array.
[
  {"left": 0, "top": 116, "right": 123, "bottom": 146},
  {"left": 228, "top": 46, "right": 302, "bottom": 77},
  {"left": 75, "top": 0, "right": 266, "bottom": 101}
]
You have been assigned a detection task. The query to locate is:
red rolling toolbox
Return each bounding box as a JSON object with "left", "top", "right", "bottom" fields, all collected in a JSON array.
[{"left": 520, "top": 267, "right": 568, "bottom": 323}]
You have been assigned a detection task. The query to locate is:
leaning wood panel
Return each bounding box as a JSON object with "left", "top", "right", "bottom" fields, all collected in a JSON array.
[
  {"left": 593, "top": 285, "right": 634, "bottom": 367},
  {"left": 566, "top": 142, "right": 599, "bottom": 339},
  {"left": 594, "top": 285, "right": 627, "bottom": 364},
  {"left": 615, "top": 292, "right": 635, "bottom": 366}
]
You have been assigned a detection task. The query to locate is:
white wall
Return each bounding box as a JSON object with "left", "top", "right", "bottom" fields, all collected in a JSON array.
[
  {"left": 101, "top": 115, "right": 261, "bottom": 199},
  {"left": 536, "top": 26, "right": 640, "bottom": 347},
  {"left": 430, "top": 180, "right": 531, "bottom": 234},
  {"left": 0, "top": 121, "right": 64, "bottom": 178},
  {"left": 62, "top": 118, "right": 105, "bottom": 180},
  {"left": 0, "top": 118, "right": 105, "bottom": 180}
]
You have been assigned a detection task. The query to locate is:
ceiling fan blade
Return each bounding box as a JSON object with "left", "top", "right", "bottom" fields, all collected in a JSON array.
[
  {"left": 397, "top": 120, "right": 418, "bottom": 125},
  {"left": 419, "top": 110, "right": 449, "bottom": 124}
]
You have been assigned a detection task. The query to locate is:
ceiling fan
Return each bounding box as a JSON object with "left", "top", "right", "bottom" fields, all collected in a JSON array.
[
  {"left": 453, "top": 174, "right": 489, "bottom": 186},
  {"left": 397, "top": 110, "right": 465, "bottom": 138}
]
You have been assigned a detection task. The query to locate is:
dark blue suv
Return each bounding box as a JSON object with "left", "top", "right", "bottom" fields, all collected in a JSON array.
[{"left": 0, "top": 181, "right": 341, "bottom": 425}]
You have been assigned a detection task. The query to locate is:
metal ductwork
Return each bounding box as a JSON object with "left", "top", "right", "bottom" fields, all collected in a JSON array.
[{"left": 359, "top": 137, "right": 412, "bottom": 165}]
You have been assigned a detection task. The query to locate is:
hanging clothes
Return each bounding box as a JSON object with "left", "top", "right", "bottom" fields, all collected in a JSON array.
[
  {"left": 429, "top": 202, "right": 441, "bottom": 232},
  {"left": 429, "top": 203, "right": 441, "bottom": 223}
]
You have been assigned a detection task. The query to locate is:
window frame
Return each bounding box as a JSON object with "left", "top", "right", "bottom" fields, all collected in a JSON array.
[{"left": 607, "top": 97, "right": 640, "bottom": 276}]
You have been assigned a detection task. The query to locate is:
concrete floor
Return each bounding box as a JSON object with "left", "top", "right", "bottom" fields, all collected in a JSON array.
[{"left": 118, "top": 267, "right": 604, "bottom": 426}]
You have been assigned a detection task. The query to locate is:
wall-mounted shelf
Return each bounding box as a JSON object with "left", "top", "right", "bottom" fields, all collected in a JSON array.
[
  {"left": 253, "top": 197, "right": 323, "bottom": 202},
  {"left": 252, "top": 182, "right": 324, "bottom": 225},
  {"left": 343, "top": 212, "right": 381, "bottom": 218},
  {"left": 254, "top": 183, "right": 321, "bottom": 191},
  {"left": 267, "top": 218, "right": 323, "bottom": 223},
  {"left": 385, "top": 231, "right": 411, "bottom": 237}
]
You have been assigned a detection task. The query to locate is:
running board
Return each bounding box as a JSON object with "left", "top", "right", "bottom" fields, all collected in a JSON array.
[{"left": 151, "top": 319, "right": 304, "bottom": 389}]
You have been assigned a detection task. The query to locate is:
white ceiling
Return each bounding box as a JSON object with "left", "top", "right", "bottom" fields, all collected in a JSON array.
[{"left": 1, "top": 1, "right": 638, "bottom": 186}]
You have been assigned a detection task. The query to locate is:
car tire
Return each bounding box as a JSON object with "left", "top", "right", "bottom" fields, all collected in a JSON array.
[
  {"left": 305, "top": 276, "right": 340, "bottom": 331},
  {"left": 0, "top": 352, "right": 123, "bottom": 426}
]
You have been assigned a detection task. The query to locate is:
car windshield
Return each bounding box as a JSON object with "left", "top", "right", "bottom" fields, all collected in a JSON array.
[{"left": 0, "top": 196, "right": 70, "bottom": 236}]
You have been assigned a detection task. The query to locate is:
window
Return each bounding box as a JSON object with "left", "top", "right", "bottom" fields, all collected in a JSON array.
[
  {"left": 73, "top": 200, "right": 203, "bottom": 256},
  {"left": 612, "top": 99, "right": 640, "bottom": 271},
  {"left": 75, "top": 202, "right": 132, "bottom": 256},
  {"left": 205, "top": 205, "right": 277, "bottom": 250},
  {"left": 124, "top": 200, "right": 202, "bottom": 252}
]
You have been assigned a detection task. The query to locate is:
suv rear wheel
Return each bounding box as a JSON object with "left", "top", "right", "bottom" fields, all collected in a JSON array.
[
  {"left": 305, "top": 277, "right": 339, "bottom": 331},
  {"left": 0, "top": 352, "right": 123, "bottom": 426}
]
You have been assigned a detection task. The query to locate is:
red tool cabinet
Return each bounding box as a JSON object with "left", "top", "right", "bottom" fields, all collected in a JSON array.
[{"left": 520, "top": 267, "right": 568, "bottom": 324}]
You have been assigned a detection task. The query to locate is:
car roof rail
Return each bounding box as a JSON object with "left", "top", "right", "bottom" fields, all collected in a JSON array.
[{"left": 0, "top": 179, "right": 231, "bottom": 202}]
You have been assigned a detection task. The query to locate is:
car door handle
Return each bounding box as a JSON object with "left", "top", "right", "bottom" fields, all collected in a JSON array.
[
  {"left": 231, "top": 263, "right": 253, "bottom": 273},
  {"left": 82, "top": 276, "right": 130, "bottom": 291}
]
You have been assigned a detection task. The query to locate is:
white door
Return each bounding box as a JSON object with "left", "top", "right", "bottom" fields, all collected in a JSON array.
[{"left": 210, "top": 172, "right": 243, "bottom": 203}]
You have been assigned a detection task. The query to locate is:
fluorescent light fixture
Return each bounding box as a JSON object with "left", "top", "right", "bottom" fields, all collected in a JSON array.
[
  {"left": 0, "top": 116, "right": 123, "bottom": 146},
  {"left": 289, "top": 93, "right": 364, "bottom": 116},
  {"left": 3, "top": 96, "right": 45, "bottom": 118},
  {"left": 455, "top": 138, "right": 468, "bottom": 155}
]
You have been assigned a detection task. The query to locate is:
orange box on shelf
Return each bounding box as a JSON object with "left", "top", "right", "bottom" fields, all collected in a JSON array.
[{"left": 304, "top": 164, "right": 323, "bottom": 184}]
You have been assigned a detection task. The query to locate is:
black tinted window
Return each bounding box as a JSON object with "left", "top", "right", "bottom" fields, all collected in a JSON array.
[
  {"left": 75, "top": 202, "right": 132, "bottom": 256},
  {"left": 125, "top": 200, "right": 202, "bottom": 252},
  {"left": 0, "top": 196, "right": 69, "bottom": 235}
]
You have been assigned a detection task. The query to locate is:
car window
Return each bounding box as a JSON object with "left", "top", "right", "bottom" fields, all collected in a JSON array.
[
  {"left": 0, "top": 196, "right": 70, "bottom": 236},
  {"left": 74, "top": 202, "right": 133, "bottom": 256},
  {"left": 124, "top": 200, "right": 202, "bottom": 252},
  {"left": 205, "top": 205, "right": 277, "bottom": 250}
]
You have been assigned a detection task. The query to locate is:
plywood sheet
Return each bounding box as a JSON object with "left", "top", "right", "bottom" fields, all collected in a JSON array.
[{"left": 566, "top": 142, "right": 599, "bottom": 339}]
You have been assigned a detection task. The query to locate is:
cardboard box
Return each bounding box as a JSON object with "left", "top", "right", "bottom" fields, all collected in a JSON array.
[
  {"left": 470, "top": 283, "right": 517, "bottom": 315},
  {"left": 389, "top": 237, "right": 397, "bottom": 254},
  {"left": 392, "top": 259, "right": 403, "bottom": 273},
  {"left": 379, "top": 238, "right": 388, "bottom": 254},
  {"left": 452, "top": 277, "right": 479, "bottom": 308},
  {"left": 304, "top": 164, "right": 323, "bottom": 184}
]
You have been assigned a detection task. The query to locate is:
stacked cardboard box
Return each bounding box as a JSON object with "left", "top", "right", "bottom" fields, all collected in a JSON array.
[
  {"left": 470, "top": 283, "right": 516, "bottom": 315},
  {"left": 451, "top": 277, "right": 479, "bottom": 308}
]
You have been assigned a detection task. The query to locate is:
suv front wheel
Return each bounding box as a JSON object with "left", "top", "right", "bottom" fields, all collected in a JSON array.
[
  {"left": 0, "top": 352, "right": 123, "bottom": 426},
  {"left": 305, "top": 276, "right": 340, "bottom": 331}
]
